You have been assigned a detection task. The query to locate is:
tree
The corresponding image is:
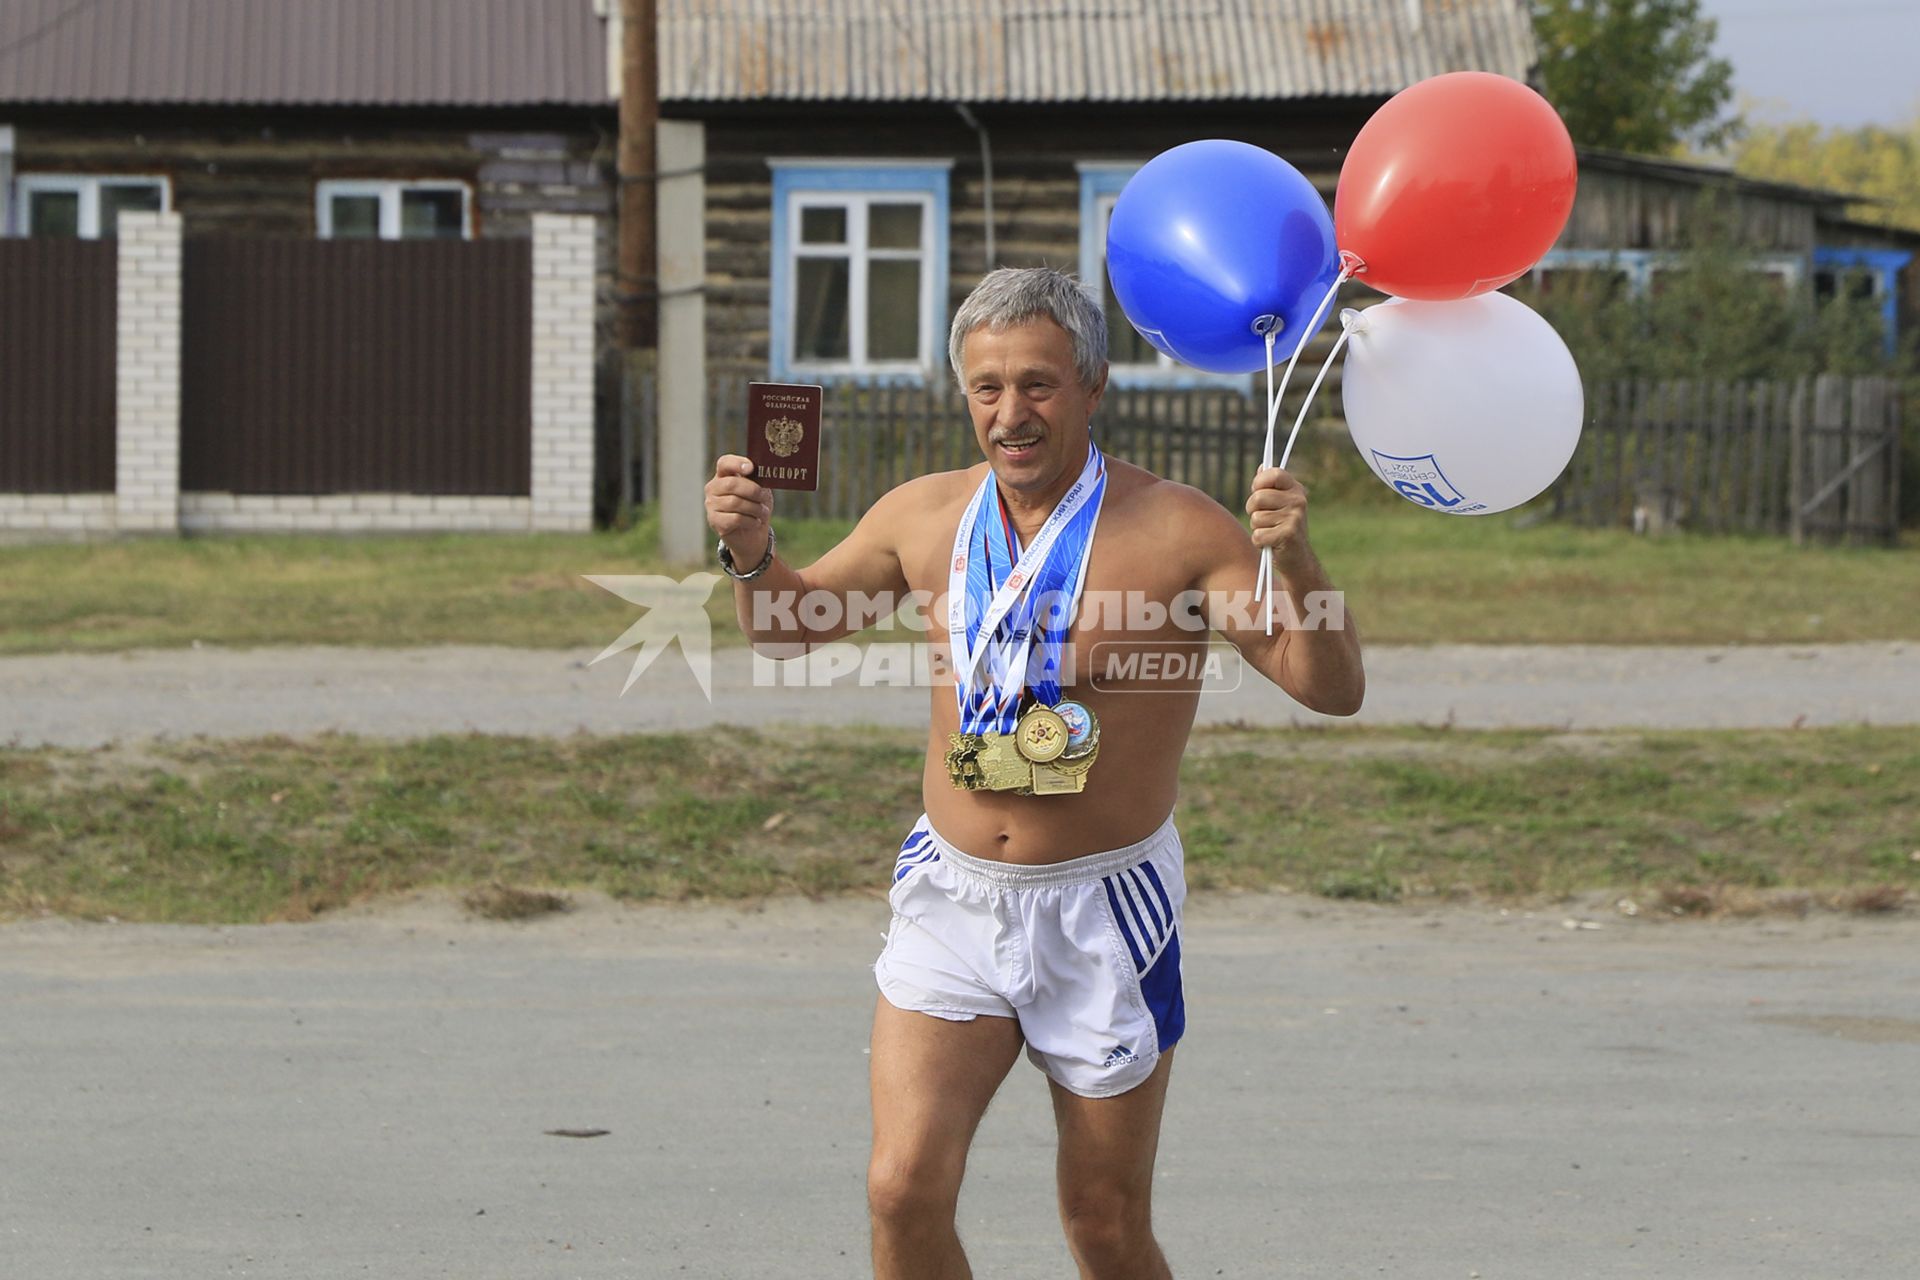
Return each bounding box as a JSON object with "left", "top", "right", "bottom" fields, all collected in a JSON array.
[
  {"left": 1533, "top": 0, "right": 1739, "bottom": 154},
  {"left": 1730, "top": 119, "right": 1920, "bottom": 234},
  {"left": 1508, "top": 199, "right": 1891, "bottom": 385}
]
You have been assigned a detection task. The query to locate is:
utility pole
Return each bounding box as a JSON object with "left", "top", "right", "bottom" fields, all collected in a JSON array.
[
  {"left": 618, "top": 0, "right": 658, "bottom": 352},
  {"left": 622, "top": 0, "right": 704, "bottom": 563},
  {"left": 613, "top": 0, "right": 658, "bottom": 535}
]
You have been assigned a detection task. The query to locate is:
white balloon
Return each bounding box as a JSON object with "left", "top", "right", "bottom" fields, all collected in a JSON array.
[{"left": 1340, "top": 292, "right": 1584, "bottom": 516}]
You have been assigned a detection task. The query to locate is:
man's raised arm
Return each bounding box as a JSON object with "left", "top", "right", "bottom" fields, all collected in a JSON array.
[
  {"left": 1186, "top": 468, "right": 1365, "bottom": 716},
  {"left": 703, "top": 455, "right": 915, "bottom": 659}
]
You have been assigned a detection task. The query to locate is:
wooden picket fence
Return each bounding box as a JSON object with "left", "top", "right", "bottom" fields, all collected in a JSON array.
[
  {"left": 641, "top": 376, "right": 1274, "bottom": 521},
  {"left": 1555, "top": 376, "right": 1903, "bottom": 544},
  {"left": 633, "top": 373, "right": 1904, "bottom": 544}
]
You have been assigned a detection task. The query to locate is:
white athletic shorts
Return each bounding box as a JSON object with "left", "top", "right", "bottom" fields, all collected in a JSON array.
[{"left": 873, "top": 812, "right": 1188, "bottom": 1098}]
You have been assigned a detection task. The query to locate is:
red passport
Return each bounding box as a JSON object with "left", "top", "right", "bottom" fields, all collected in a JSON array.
[{"left": 746, "top": 382, "right": 823, "bottom": 491}]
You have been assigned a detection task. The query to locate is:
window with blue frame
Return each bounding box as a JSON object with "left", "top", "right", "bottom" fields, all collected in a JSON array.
[
  {"left": 1077, "top": 164, "right": 1155, "bottom": 370},
  {"left": 1077, "top": 163, "right": 1244, "bottom": 387},
  {"left": 769, "top": 161, "right": 950, "bottom": 382},
  {"left": 1812, "top": 247, "right": 1910, "bottom": 358},
  {"left": 1532, "top": 246, "right": 1909, "bottom": 357}
]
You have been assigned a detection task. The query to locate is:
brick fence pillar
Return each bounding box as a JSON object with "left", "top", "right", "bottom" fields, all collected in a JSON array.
[
  {"left": 530, "top": 213, "right": 596, "bottom": 533},
  {"left": 113, "top": 211, "right": 182, "bottom": 535}
]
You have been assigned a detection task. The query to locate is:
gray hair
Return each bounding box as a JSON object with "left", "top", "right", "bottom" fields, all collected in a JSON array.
[{"left": 947, "top": 267, "right": 1108, "bottom": 391}]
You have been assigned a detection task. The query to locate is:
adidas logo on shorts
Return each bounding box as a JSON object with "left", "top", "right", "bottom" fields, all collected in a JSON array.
[{"left": 1102, "top": 1045, "right": 1136, "bottom": 1069}]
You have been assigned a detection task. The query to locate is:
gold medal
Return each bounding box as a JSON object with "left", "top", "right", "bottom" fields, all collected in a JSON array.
[
  {"left": 945, "top": 733, "right": 987, "bottom": 790},
  {"left": 1014, "top": 706, "right": 1071, "bottom": 763},
  {"left": 947, "top": 730, "right": 1040, "bottom": 793},
  {"left": 1046, "top": 746, "right": 1097, "bottom": 777},
  {"left": 1029, "top": 761, "right": 1086, "bottom": 794},
  {"left": 975, "top": 732, "right": 1035, "bottom": 792},
  {"left": 950, "top": 703, "right": 1100, "bottom": 795}
]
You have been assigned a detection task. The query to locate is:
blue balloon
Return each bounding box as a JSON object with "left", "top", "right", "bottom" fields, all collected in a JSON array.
[{"left": 1106, "top": 141, "right": 1340, "bottom": 375}]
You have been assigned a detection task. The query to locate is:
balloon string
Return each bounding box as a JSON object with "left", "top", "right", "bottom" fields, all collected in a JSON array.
[
  {"left": 1257, "top": 328, "right": 1280, "bottom": 611},
  {"left": 1261, "top": 320, "right": 1356, "bottom": 636},
  {"left": 1256, "top": 262, "right": 1354, "bottom": 628},
  {"left": 1261, "top": 328, "right": 1281, "bottom": 472},
  {"left": 1280, "top": 322, "right": 1355, "bottom": 472},
  {"left": 1259, "top": 320, "right": 1367, "bottom": 640},
  {"left": 1259, "top": 262, "right": 1354, "bottom": 470}
]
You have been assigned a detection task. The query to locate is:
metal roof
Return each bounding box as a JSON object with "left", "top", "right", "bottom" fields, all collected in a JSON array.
[
  {"left": 661, "top": 0, "right": 1539, "bottom": 103},
  {"left": 0, "top": 0, "right": 609, "bottom": 107},
  {"left": 0, "top": 0, "right": 1535, "bottom": 109},
  {"left": 1576, "top": 147, "right": 1858, "bottom": 210}
]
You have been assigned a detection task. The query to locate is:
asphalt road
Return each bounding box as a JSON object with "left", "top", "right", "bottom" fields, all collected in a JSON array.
[
  {"left": 4, "top": 641, "right": 1915, "bottom": 1277},
  {"left": 3, "top": 890, "right": 1916, "bottom": 1279},
  {"left": 2, "top": 641, "right": 1917, "bottom": 748}
]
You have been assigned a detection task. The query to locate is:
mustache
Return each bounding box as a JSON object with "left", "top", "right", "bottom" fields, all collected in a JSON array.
[{"left": 989, "top": 428, "right": 1044, "bottom": 444}]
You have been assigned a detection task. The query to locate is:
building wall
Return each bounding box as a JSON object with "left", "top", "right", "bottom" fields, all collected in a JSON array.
[
  {"left": 8, "top": 106, "right": 622, "bottom": 517},
  {"left": 0, "top": 211, "right": 599, "bottom": 542},
  {"left": 7, "top": 105, "right": 620, "bottom": 383},
  {"left": 6, "top": 106, "right": 614, "bottom": 237},
  {"left": 1556, "top": 165, "right": 1822, "bottom": 255},
  {"left": 694, "top": 99, "right": 1379, "bottom": 378}
]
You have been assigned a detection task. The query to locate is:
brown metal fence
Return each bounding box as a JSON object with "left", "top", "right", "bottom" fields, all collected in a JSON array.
[
  {"left": 181, "top": 239, "right": 532, "bottom": 495},
  {"left": 0, "top": 239, "right": 117, "bottom": 492}
]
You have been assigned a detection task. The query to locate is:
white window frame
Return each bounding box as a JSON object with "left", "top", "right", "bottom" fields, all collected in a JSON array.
[
  {"left": 1531, "top": 248, "right": 1805, "bottom": 297},
  {"left": 787, "top": 191, "right": 935, "bottom": 377},
  {"left": 1646, "top": 257, "right": 1801, "bottom": 294},
  {"left": 12, "top": 173, "right": 171, "bottom": 238},
  {"left": 0, "top": 127, "right": 15, "bottom": 238},
  {"left": 315, "top": 179, "right": 472, "bottom": 240},
  {"left": 768, "top": 159, "right": 951, "bottom": 383}
]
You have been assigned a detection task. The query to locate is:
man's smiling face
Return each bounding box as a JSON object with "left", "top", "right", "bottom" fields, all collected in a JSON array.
[{"left": 960, "top": 317, "right": 1107, "bottom": 498}]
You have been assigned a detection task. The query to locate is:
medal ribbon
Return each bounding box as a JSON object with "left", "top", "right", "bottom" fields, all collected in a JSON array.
[{"left": 947, "top": 442, "right": 1107, "bottom": 735}]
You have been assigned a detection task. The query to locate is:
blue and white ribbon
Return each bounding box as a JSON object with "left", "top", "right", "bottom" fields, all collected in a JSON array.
[{"left": 946, "top": 443, "right": 1107, "bottom": 735}]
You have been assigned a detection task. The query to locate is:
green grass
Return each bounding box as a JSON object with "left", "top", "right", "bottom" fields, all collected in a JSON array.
[
  {"left": 0, "top": 512, "right": 825, "bottom": 655},
  {"left": 1323, "top": 512, "right": 1918, "bottom": 645},
  {"left": 1, "top": 725, "right": 1913, "bottom": 924},
  {"left": 0, "top": 499, "right": 1914, "bottom": 653}
]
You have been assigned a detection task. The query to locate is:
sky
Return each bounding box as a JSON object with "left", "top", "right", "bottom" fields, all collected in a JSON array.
[{"left": 1696, "top": 0, "right": 1920, "bottom": 129}]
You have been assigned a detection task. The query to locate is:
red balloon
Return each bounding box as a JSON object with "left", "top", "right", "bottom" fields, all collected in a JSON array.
[{"left": 1334, "top": 72, "right": 1577, "bottom": 301}]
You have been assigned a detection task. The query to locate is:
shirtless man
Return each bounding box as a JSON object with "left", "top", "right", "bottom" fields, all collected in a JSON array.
[{"left": 704, "top": 267, "right": 1365, "bottom": 1279}]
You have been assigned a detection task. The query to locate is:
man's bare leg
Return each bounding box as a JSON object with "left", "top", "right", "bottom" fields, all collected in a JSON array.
[
  {"left": 868, "top": 993, "right": 1026, "bottom": 1279},
  {"left": 1049, "top": 1047, "right": 1177, "bottom": 1280}
]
